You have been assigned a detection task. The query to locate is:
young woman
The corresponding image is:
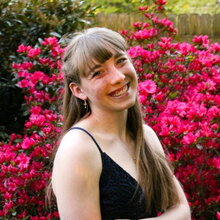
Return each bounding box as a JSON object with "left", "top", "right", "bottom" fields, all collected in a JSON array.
[{"left": 52, "top": 27, "right": 191, "bottom": 220}]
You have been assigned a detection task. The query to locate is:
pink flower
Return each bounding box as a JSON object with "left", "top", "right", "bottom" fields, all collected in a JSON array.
[
  {"left": 152, "top": 16, "right": 160, "bottom": 24},
  {"left": 3, "top": 192, "right": 13, "bottom": 200},
  {"left": 17, "top": 211, "right": 27, "bottom": 219},
  {"left": 182, "top": 132, "right": 198, "bottom": 145},
  {"left": 138, "top": 5, "right": 149, "bottom": 11},
  {"left": 138, "top": 80, "right": 157, "bottom": 94},
  {"left": 5, "top": 177, "right": 17, "bottom": 191},
  {"left": 156, "top": 0, "right": 167, "bottom": 5},
  {"left": 158, "top": 37, "right": 172, "bottom": 50},
  {"left": 209, "top": 42, "right": 220, "bottom": 53},
  {"left": 215, "top": 95, "right": 220, "bottom": 106},
  {"left": 146, "top": 43, "right": 155, "bottom": 49},
  {"left": 16, "top": 44, "right": 27, "bottom": 53},
  {"left": 27, "top": 48, "right": 41, "bottom": 58},
  {"left": 31, "top": 71, "right": 45, "bottom": 84},
  {"left": 193, "top": 35, "right": 210, "bottom": 48},
  {"left": 133, "top": 28, "right": 158, "bottom": 40},
  {"left": 160, "top": 18, "right": 174, "bottom": 30},
  {"left": 134, "top": 59, "right": 142, "bottom": 67},
  {"left": 3, "top": 200, "right": 14, "bottom": 213},
  {"left": 17, "top": 70, "right": 29, "bottom": 78},
  {"left": 143, "top": 22, "right": 149, "bottom": 28},
  {"left": 167, "top": 153, "right": 175, "bottom": 162},
  {"left": 42, "top": 37, "right": 58, "bottom": 47},
  {"left": 16, "top": 153, "right": 31, "bottom": 170},
  {"left": 38, "top": 57, "right": 50, "bottom": 65},
  {"left": 30, "top": 106, "right": 42, "bottom": 114},
  {"left": 16, "top": 44, "right": 31, "bottom": 53},
  {"left": 208, "top": 106, "right": 219, "bottom": 117},
  {"left": 22, "top": 137, "right": 35, "bottom": 150},
  {"left": 51, "top": 46, "right": 64, "bottom": 57},
  {"left": 29, "top": 114, "right": 46, "bottom": 127},
  {"left": 187, "top": 104, "right": 207, "bottom": 120},
  {"left": 159, "top": 125, "right": 170, "bottom": 136},
  {"left": 128, "top": 46, "right": 144, "bottom": 58},
  {"left": 178, "top": 42, "right": 196, "bottom": 55},
  {"left": 21, "top": 62, "right": 34, "bottom": 70},
  {"left": 138, "top": 94, "right": 146, "bottom": 104},
  {"left": 18, "top": 79, "right": 29, "bottom": 88},
  {"left": 153, "top": 91, "right": 164, "bottom": 102},
  {"left": 133, "top": 22, "right": 143, "bottom": 28},
  {"left": 199, "top": 122, "right": 213, "bottom": 137},
  {"left": 208, "top": 157, "right": 220, "bottom": 169}
]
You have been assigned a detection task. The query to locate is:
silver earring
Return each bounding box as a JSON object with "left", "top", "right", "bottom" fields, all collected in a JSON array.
[{"left": 83, "top": 100, "right": 87, "bottom": 110}]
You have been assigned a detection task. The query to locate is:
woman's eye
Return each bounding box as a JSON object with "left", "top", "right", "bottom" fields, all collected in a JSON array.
[
  {"left": 117, "top": 57, "right": 127, "bottom": 64},
  {"left": 92, "top": 71, "right": 102, "bottom": 77}
]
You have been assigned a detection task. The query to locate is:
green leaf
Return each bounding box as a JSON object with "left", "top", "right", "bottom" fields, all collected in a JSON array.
[
  {"left": 196, "top": 144, "right": 203, "bottom": 150},
  {"left": 12, "top": 211, "right": 17, "bottom": 216},
  {"left": 169, "top": 91, "right": 179, "bottom": 99},
  {"left": 50, "top": 32, "right": 62, "bottom": 38},
  {"left": 38, "top": 131, "right": 45, "bottom": 136}
]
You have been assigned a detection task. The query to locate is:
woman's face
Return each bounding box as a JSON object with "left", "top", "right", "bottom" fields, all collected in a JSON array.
[{"left": 79, "top": 50, "right": 138, "bottom": 114}]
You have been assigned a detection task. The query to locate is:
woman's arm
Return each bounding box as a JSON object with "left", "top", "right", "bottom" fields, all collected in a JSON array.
[
  {"left": 143, "top": 125, "right": 191, "bottom": 220},
  {"left": 52, "top": 129, "right": 102, "bottom": 220},
  {"left": 145, "top": 177, "right": 191, "bottom": 220}
]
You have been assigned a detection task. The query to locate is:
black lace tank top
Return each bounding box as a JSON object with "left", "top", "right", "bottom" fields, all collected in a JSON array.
[{"left": 69, "top": 127, "right": 157, "bottom": 220}]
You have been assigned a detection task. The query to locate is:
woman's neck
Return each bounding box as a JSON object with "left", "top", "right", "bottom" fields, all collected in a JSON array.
[{"left": 86, "top": 109, "right": 128, "bottom": 141}]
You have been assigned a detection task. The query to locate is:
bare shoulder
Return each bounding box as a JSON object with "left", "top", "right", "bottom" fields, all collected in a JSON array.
[
  {"left": 143, "top": 124, "right": 165, "bottom": 156},
  {"left": 52, "top": 128, "right": 102, "bottom": 195},
  {"left": 54, "top": 128, "right": 101, "bottom": 165},
  {"left": 56, "top": 128, "right": 100, "bottom": 156},
  {"left": 51, "top": 128, "right": 102, "bottom": 219}
]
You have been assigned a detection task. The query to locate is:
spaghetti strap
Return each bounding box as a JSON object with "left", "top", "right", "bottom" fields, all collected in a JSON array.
[{"left": 68, "top": 127, "right": 103, "bottom": 153}]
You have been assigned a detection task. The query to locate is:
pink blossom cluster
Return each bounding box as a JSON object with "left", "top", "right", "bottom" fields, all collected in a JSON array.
[
  {"left": 0, "top": 37, "right": 63, "bottom": 218},
  {"left": 122, "top": 2, "right": 220, "bottom": 219}
]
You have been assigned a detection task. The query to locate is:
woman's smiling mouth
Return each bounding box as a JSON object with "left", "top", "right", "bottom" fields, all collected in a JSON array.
[{"left": 109, "top": 84, "right": 129, "bottom": 97}]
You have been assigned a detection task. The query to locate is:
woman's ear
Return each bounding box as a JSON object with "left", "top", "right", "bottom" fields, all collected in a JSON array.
[{"left": 69, "top": 82, "right": 87, "bottom": 100}]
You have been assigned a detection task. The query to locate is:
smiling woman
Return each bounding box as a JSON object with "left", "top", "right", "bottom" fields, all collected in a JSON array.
[
  {"left": 69, "top": 49, "right": 138, "bottom": 114},
  {"left": 51, "top": 27, "right": 191, "bottom": 220}
]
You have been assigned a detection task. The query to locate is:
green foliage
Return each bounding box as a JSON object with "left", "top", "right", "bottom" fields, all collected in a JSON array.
[
  {"left": 87, "top": 0, "right": 149, "bottom": 14},
  {"left": 165, "top": 0, "right": 220, "bottom": 15},
  {"left": 88, "top": 0, "right": 220, "bottom": 14},
  {"left": 0, "top": 0, "right": 97, "bottom": 138},
  {"left": 0, "top": 0, "right": 97, "bottom": 73}
]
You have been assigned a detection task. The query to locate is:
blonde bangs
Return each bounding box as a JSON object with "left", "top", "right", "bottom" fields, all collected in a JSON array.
[{"left": 66, "top": 27, "right": 128, "bottom": 78}]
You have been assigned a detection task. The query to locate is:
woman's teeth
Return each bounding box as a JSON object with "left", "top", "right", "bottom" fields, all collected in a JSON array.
[{"left": 111, "top": 85, "right": 128, "bottom": 97}]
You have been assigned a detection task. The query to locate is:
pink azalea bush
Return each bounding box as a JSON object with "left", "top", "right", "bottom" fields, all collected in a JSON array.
[
  {"left": 121, "top": 1, "right": 220, "bottom": 219},
  {"left": 0, "top": 38, "right": 63, "bottom": 219},
  {"left": 0, "top": 1, "right": 219, "bottom": 219}
]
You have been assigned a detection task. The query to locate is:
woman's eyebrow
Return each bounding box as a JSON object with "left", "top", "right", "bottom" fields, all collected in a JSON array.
[
  {"left": 90, "top": 64, "right": 102, "bottom": 72},
  {"left": 114, "top": 51, "right": 125, "bottom": 59}
]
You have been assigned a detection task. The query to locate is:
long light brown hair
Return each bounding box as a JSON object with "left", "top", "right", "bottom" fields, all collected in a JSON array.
[{"left": 60, "top": 27, "right": 179, "bottom": 213}]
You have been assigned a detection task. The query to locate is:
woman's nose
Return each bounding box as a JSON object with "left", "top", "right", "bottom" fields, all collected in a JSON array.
[{"left": 108, "top": 66, "right": 125, "bottom": 84}]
